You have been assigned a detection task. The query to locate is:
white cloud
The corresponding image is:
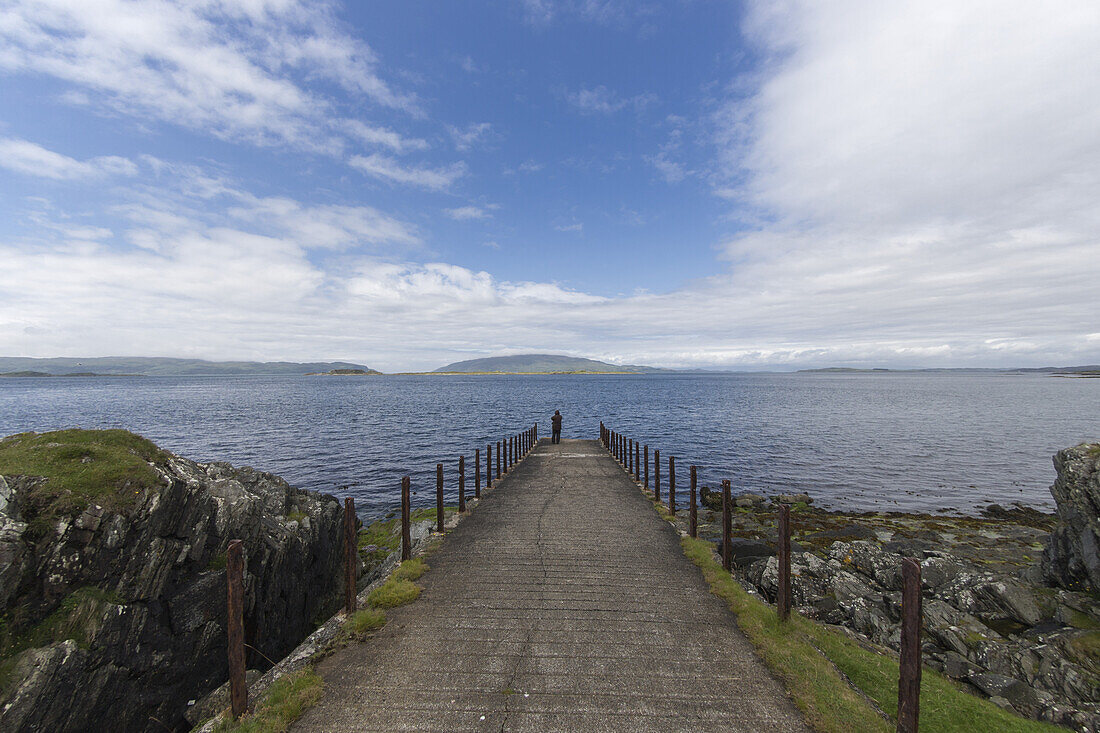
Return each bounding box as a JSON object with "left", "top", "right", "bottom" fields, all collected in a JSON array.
[
  {"left": 697, "top": 0, "right": 1100, "bottom": 367},
  {"left": 0, "top": 138, "right": 136, "bottom": 180},
  {"left": 645, "top": 151, "right": 687, "bottom": 183},
  {"left": 564, "top": 85, "right": 656, "bottom": 115},
  {"left": 341, "top": 120, "right": 428, "bottom": 154},
  {"left": 228, "top": 196, "right": 420, "bottom": 249},
  {"left": 2, "top": 1, "right": 1098, "bottom": 371},
  {"left": 520, "top": 1, "right": 656, "bottom": 28},
  {"left": 447, "top": 122, "right": 493, "bottom": 151},
  {"left": 349, "top": 154, "right": 467, "bottom": 191},
  {"left": 444, "top": 206, "right": 490, "bottom": 221},
  {"left": 0, "top": 0, "right": 417, "bottom": 149}
]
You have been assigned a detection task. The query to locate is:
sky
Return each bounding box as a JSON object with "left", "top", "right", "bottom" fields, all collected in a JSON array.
[{"left": 0, "top": 0, "right": 1097, "bottom": 372}]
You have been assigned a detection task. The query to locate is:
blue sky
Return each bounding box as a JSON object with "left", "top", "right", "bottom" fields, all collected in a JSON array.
[{"left": 1, "top": 1, "right": 1098, "bottom": 371}]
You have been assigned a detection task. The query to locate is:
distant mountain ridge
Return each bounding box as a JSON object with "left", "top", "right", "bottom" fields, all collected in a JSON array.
[
  {"left": 0, "top": 357, "right": 378, "bottom": 376},
  {"left": 798, "top": 365, "right": 1100, "bottom": 374},
  {"left": 433, "top": 354, "right": 668, "bottom": 374}
]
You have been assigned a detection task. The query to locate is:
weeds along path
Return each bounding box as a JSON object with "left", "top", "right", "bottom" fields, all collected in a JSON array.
[{"left": 292, "top": 438, "right": 809, "bottom": 732}]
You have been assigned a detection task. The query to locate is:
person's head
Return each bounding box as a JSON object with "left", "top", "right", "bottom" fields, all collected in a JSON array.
[{"left": 554, "top": 410, "right": 560, "bottom": 415}]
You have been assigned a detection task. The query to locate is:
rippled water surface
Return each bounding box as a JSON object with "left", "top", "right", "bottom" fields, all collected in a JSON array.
[{"left": 1, "top": 373, "right": 1097, "bottom": 519}]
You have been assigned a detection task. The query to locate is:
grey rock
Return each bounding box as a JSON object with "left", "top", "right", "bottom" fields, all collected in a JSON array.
[
  {"left": 1041, "top": 443, "right": 1100, "bottom": 592},
  {"left": 0, "top": 451, "right": 347, "bottom": 733},
  {"left": 942, "top": 651, "right": 975, "bottom": 679},
  {"left": 805, "top": 523, "right": 876, "bottom": 542},
  {"left": 828, "top": 541, "right": 903, "bottom": 590},
  {"left": 969, "top": 672, "right": 1040, "bottom": 708},
  {"left": 185, "top": 669, "right": 263, "bottom": 726},
  {"left": 774, "top": 493, "right": 812, "bottom": 505},
  {"left": 734, "top": 492, "right": 767, "bottom": 508},
  {"left": 716, "top": 537, "right": 774, "bottom": 567}
]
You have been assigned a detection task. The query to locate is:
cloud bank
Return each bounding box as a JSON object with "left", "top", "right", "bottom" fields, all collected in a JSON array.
[{"left": 1, "top": 1, "right": 1098, "bottom": 371}]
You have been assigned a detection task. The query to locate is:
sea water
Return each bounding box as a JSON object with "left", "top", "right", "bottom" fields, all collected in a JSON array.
[{"left": 1, "top": 372, "right": 1096, "bottom": 520}]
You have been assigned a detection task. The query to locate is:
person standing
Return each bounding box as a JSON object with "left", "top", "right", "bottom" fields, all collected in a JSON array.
[{"left": 551, "top": 410, "right": 563, "bottom": 444}]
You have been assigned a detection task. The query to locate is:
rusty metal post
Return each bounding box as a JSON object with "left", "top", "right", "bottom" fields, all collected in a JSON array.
[
  {"left": 475, "top": 449, "right": 481, "bottom": 498},
  {"left": 344, "top": 497, "right": 356, "bottom": 614},
  {"left": 226, "top": 539, "right": 247, "bottom": 719},
  {"left": 635, "top": 441, "right": 640, "bottom": 481},
  {"left": 496, "top": 441, "right": 501, "bottom": 478},
  {"left": 486, "top": 444, "right": 492, "bottom": 488},
  {"left": 898, "top": 558, "right": 923, "bottom": 733},
  {"left": 778, "top": 504, "right": 791, "bottom": 621},
  {"left": 435, "top": 463, "right": 444, "bottom": 533},
  {"left": 689, "top": 465, "right": 698, "bottom": 538},
  {"left": 669, "top": 456, "right": 676, "bottom": 514},
  {"left": 654, "top": 449, "right": 661, "bottom": 503},
  {"left": 401, "top": 476, "right": 411, "bottom": 561},
  {"left": 644, "top": 445, "right": 649, "bottom": 489},
  {"left": 722, "top": 479, "right": 732, "bottom": 572},
  {"left": 458, "top": 455, "right": 466, "bottom": 512},
  {"left": 628, "top": 438, "right": 632, "bottom": 473}
]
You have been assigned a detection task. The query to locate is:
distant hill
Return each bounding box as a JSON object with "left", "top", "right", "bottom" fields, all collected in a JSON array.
[
  {"left": 798, "top": 365, "right": 1100, "bottom": 374},
  {"left": 0, "top": 357, "right": 379, "bottom": 377},
  {"left": 433, "top": 354, "right": 667, "bottom": 374}
]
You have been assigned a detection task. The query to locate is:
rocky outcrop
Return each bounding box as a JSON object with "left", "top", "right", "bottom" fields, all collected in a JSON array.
[
  {"left": 0, "top": 451, "right": 347, "bottom": 732},
  {"left": 1042, "top": 444, "right": 1100, "bottom": 592},
  {"left": 741, "top": 540, "right": 1100, "bottom": 730}
]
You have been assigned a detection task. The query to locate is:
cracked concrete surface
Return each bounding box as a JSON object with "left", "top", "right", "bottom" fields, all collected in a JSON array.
[{"left": 292, "top": 439, "right": 810, "bottom": 732}]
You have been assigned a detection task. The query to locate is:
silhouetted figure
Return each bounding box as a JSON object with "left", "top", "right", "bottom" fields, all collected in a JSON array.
[{"left": 551, "top": 410, "right": 562, "bottom": 444}]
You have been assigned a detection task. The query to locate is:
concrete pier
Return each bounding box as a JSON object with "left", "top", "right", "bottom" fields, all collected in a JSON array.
[{"left": 294, "top": 439, "right": 809, "bottom": 732}]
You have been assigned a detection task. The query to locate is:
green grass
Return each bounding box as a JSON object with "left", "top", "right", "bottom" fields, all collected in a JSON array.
[
  {"left": 366, "top": 579, "right": 420, "bottom": 609},
  {"left": 680, "top": 537, "right": 1060, "bottom": 732},
  {"left": 0, "top": 586, "right": 122, "bottom": 693},
  {"left": 392, "top": 558, "right": 428, "bottom": 582},
  {"left": 346, "top": 608, "right": 386, "bottom": 636},
  {"left": 357, "top": 507, "right": 456, "bottom": 559},
  {"left": 0, "top": 429, "right": 168, "bottom": 526},
  {"left": 212, "top": 667, "right": 323, "bottom": 733}
]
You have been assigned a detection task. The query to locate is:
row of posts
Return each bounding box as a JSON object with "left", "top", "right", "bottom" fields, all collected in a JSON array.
[
  {"left": 599, "top": 422, "right": 923, "bottom": 733},
  {"left": 224, "top": 422, "right": 539, "bottom": 720}
]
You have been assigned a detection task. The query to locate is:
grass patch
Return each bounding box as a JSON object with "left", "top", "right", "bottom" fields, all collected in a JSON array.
[
  {"left": 1066, "top": 630, "right": 1100, "bottom": 669},
  {"left": 0, "top": 586, "right": 122, "bottom": 693},
  {"left": 346, "top": 608, "right": 386, "bottom": 636},
  {"left": 0, "top": 429, "right": 168, "bottom": 526},
  {"left": 367, "top": 579, "right": 420, "bottom": 609},
  {"left": 652, "top": 499, "right": 673, "bottom": 521},
  {"left": 286, "top": 511, "right": 307, "bottom": 523},
  {"left": 357, "top": 507, "right": 456, "bottom": 562},
  {"left": 212, "top": 667, "right": 323, "bottom": 733},
  {"left": 680, "top": 537, "right": 1060, "bottom": 733},
  {"left": 392, "top": 558, "right": 428, "bottom": 582}
]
